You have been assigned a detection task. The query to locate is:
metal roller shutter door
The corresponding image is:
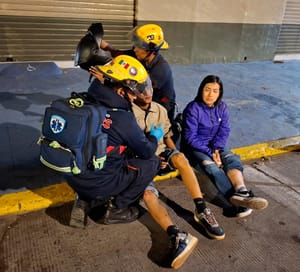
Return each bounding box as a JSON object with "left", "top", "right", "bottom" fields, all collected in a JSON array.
[
  {"left": 276, "top": 0, "right": 300, "bottom": 54},
  {"left": 0, "top": 0, "right": 135, "bottom": 62}
]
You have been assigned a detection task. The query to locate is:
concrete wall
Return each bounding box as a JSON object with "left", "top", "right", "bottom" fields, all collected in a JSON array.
[{"left": 136, "top": 0, "right": 286, "bottom": 64}]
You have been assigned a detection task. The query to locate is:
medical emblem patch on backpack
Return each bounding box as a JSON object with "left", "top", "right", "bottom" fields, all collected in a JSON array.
[{"left": 50, "top": 115, "right": 66, "bottom": 134}]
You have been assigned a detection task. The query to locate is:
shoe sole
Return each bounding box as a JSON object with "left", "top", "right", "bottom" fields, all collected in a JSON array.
[
  {"left": 103, "top": 210, "right": 139, "bottom": 225},
  {"left": 171, "top": 234, "right": 199, "bottom": 269},
  {"left": 230, "top": 196, "right": 269, "bottom": 210},
  {"left": 69, "top": 207, "right": 87, "bottom": 228},
  {"left": 236, "top": 208, "right": 253, "bottom": 218},
  {"left": 194, "top": 215, "right": 225, "bottom": 240},
  {"left": 103, "top": 216, "right": 138, "bottom": 225}
]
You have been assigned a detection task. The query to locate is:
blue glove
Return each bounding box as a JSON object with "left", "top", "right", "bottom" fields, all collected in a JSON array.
[{"left": 149, "top": 124, "right": 164, "bottom": 141}]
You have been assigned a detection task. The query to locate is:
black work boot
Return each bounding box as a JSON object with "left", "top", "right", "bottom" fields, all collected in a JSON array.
[
  {"left": 69, "top": 194, "right": 90, "bottom": 228},
  {"left": 103, "top": 201, "right": 139, "bottom": 224}
]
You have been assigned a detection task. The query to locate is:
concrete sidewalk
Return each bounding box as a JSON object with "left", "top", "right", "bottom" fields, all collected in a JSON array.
[{"left": 1, "top": 151, "right": 299, "bottom": 272}]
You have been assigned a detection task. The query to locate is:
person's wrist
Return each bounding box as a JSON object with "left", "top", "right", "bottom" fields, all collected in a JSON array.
[{"left": 101, "top": 42, "right": 113, "bottom": 52}]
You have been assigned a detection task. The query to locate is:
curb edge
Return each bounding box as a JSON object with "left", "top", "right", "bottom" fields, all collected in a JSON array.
[{"left": 1, "top": 136, "right": 299, "bottom": 217}]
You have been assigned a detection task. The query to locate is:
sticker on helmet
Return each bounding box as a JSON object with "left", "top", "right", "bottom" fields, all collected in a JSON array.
[
  {"left": 50, "top": 115, "right": 66, "bottom": 134},
  {"left": 129, "top": 67, "right": 137, "bottom": 76},
  {"left": 119, "top": 59, "right": 129, "bottom": 69},
  {"left": 147, "top": 34, "right": 155, "bottom": 41}
]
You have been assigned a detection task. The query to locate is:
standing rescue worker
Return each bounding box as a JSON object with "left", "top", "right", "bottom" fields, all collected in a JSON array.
[{"left": 100, "top": 24, "right": 177, "bottom": 122}]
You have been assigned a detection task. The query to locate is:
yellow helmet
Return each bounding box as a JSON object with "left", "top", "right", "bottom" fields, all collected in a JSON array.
[
  {"left": 97, "top": 55, "right": 153, "bottom": 96},
  {"left": 128, "top": 24, "right": 169, "bottom": 51}
]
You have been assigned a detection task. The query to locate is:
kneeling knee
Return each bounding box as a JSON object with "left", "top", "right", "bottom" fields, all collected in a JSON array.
[
  {"left": 143, "top": 190, "right": 157, "bottom": 203},
  {"left": 172, "top": 152, "right": 189, "bottom": 167}
]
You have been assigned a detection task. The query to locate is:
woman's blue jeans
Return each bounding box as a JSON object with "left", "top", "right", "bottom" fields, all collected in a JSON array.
[{"left": 192, "top": 148, "right": 243, "bottom": 199}]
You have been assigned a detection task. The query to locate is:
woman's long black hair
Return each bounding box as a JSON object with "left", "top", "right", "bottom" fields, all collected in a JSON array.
[{"left": 194, "top": 75, "right": 223, "bottom": 106}]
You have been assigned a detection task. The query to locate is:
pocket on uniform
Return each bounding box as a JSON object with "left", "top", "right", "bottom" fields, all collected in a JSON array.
[
  {"left": 92, "top": 133, "right": 108, "bottom": 170},
  {"left": 39, "top": 140, "right": 75, "bottom": 174}
]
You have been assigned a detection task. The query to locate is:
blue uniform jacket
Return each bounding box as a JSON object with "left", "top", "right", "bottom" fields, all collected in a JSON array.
[
  {"left": 66, "top": 79, "right": 158, "bottom": 199},
  {"left": 147, "top": 53, "right": 176, "bottom": 105}
]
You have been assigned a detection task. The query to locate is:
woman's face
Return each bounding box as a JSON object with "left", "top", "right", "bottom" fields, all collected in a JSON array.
[{"left": 202, "top": 82, "right": 220, "bottom": 107}]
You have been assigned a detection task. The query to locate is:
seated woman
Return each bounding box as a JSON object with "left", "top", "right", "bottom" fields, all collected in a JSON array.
[{"left": 181, "top": 75, "right": 268, "bottom": 217}]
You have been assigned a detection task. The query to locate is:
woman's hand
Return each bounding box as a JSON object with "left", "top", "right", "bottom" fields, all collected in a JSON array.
[{"left": 212, "top": 149, "right": 222, "bottom": 168}]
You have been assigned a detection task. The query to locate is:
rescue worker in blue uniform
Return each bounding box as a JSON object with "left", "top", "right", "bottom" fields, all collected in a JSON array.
[
  {"left": 100, "top": 24, "right": 177, "bottom": 122},
  {"left": 67, "top": 55, "right": 162, "bottom": 226}
]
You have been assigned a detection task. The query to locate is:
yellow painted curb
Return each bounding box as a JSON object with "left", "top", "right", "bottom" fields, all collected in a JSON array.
[
  {"left": 232, "top": 135, "right": 300, "bottom": 161},
  {"left": 153, "top": 169, "right": 180, "bottom": 182},
  {"left": 0, "top": 183, "right": 75, "bottom": 217},
  {"left": 0, "top": 136, "right": 299, "bottom": 217}
]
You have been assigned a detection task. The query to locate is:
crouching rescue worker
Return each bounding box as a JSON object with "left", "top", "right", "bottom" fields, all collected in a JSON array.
[
  {"left": 67, "top": 55, "right": 162, "bottom": 227},
  {"left": 89, "top": 55, "right": 200, "bottom": 269}
]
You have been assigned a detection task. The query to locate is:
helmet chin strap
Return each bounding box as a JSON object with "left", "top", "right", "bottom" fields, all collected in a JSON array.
[{"left": 140, "top": 50, "right": 155, "bottom": 67}]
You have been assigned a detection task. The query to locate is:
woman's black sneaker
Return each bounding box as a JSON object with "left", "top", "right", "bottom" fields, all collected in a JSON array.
[
  {"left": 230, "top": 190, "right": 268, "bottom": 210},
  {"left": 223, "top": 206, "right": 252, "bottom": 218}
]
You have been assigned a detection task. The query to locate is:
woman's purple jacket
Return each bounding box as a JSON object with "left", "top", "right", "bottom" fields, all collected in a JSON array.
[{"left": 182, "top": 100, "right": 231, "bottom": 158}]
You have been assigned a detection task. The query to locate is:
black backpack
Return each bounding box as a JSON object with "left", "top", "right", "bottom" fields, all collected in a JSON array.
[{"left": 171, "top": 112, "right": 183, "bottom": 150}]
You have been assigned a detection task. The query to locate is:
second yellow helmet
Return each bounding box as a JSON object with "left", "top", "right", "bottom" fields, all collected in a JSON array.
[{"left": 128, "top": 24, "right": 169, "bottom": 51}]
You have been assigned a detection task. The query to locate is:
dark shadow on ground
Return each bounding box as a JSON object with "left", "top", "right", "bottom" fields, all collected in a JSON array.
[
  {"left": 0, "top": 123, "right": 65, "bottom": 193},
  {"left": 138, "top": 206, "right": 172, "bottom": 268},
  {"left": 158, "top": 191, "right": 210, "bottom": 240},
  {"left": 45, "top": 202, "right": 74, "bottom": 227}
]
